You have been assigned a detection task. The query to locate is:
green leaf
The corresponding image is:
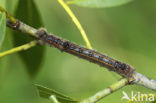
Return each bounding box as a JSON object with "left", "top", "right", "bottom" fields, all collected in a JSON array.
[
  {"left": 0, "top": 12, "right": 6, "bottom": 49},
  {"left": 36, "top": 84, "right": 79, "bottom": 103},
  {"left": 0, "top": 0, "right": 6, "bottom": 8},
  {"left": 13, "top": 0, "right": 45, "bottom": 77},
  {"left": 67, "top": 0, "right": 133, "bottom": 8}
]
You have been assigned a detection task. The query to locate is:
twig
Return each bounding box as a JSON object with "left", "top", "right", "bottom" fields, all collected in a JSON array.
[
  {"left": 50, "top": 95, "right": 60, "bottom": 103},
  {"left": 0, "top": 40, "right": 38, "bottom": 58},
  {"left": 132, "top": 72, "right": 156, "bottom": 90},
  {"left": 79, "top": 78, "right": 128, "bottom": 103},
  {"left": 0, "top": 6, "right": 16, "bottom": 24},
  {"left": 7, "top": 20, "right": 38, "bottom": 38},
  {"left": 57, "top": 0, "right": 92, "bottom": 49}
]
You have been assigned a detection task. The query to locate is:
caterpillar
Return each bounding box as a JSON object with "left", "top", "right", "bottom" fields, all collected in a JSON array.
[{"left": 37, "top": 30, "right": 135, "bottom": 78}]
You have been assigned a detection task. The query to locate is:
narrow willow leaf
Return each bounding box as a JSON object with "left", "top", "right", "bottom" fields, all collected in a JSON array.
[
  {"left": 13, "top": 0, "right": 45, "bottom": 77},
  {"left": 67, "top": 0, "right": 133, "bottom": 8},
  {"left": 36, "top": 84, "right": 79, "bottom": 103},
  {"left": 0, "top": 12, "right": 6, "bottom": 49}
]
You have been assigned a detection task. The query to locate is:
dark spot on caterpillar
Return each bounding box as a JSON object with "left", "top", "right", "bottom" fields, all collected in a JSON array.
[
  {"left": 57, "top": 38, "right": 62, "bottom": 45},
  {"left": 54, "top": 38, "right": 60, "bottom": 44},
  {"left": 88, "top": 52, "right": 93, "bottom": 57},
  {"left": 114, "top": 61, "right": 120, "bottom": 68},
  {"left": 98, "top": 56, "right": 103, "bottom": 60},
  {"left": 120, "top": 63, "right": 127, "bottom": 70},
  {"left": 47, "top": 35, "right": 53, "bottom": 41},
  {"left": 63, "top": 41, "right": 71, "bottom": 49},
  {"left": 107, "top": 60, "right": 113, "bottom": 65},
  {"left": 114, "top": 61, "right": 127, "bottom": 70},
  {"left": 78, "top": 48, "right": 83, "bottom": 53},
  {"left": 69, "top": 45, "right": 75, "bottom": 50}
]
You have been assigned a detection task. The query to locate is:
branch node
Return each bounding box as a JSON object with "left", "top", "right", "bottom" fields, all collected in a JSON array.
[
  {"left": 128, "top": 77, "right": 135, "bottom": 84},
  {"left": 36, "top": 28, "right": 48, "bottom": 38},
  {"left": 6, "top": 19, "right": 20, "bottom": 30}
]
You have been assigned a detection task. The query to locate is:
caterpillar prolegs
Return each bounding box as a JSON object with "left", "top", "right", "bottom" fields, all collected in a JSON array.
[{"left": 37, "top": 30, "right": 135, "bottom": 78}]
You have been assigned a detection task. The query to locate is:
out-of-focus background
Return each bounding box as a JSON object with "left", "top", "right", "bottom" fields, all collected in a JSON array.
[{"left": 0, "top": 0, "right": 156, "bottom": 103}]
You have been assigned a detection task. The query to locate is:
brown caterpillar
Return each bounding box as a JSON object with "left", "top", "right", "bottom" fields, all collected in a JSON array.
[{"left": 37, "top": 30, "right": 135, "bottom": 78}]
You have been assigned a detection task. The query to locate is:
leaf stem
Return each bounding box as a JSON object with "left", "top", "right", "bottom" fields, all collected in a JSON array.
[
  {"left": 0, "top": 40, "right": 38, "bottom": 58},
  {"left": 0, "top": 6, "right": 16, "bottom": 24},
  {"left": 50, "top": 95, "right": 60, "bottom": 103},
  {"left": 57, "top": 0, "right": 92, "bottom": 49},
  {"left": 79, "top": 78, "right": 128, "bottom": 103}
]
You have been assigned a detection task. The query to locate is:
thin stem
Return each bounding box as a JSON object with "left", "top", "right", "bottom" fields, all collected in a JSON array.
[
  {"left": 49, "top": 95, "right": 60, "bottom": 103},
  {"left": 0, "top": 40, "right": 38, "bottom": 58},
  {"left": 79, "top": 78, "right": 128, "bottom": 103},
  {"left": 0, "top": 6, "right": 16, "bottom": 24},
  {"left": 57, "top": 0, "right": 92, "bottom": 49}
]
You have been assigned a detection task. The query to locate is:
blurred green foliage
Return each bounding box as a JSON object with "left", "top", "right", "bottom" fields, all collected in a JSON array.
[
  {"left": 0, "top": 12, "right": 6, "bottom": 49},
  {"left": 13, "top": 0, "right": 45, "bottom": 77},
  {"left": 0, "top": 0, "right": 156, "bottom": 103}
]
